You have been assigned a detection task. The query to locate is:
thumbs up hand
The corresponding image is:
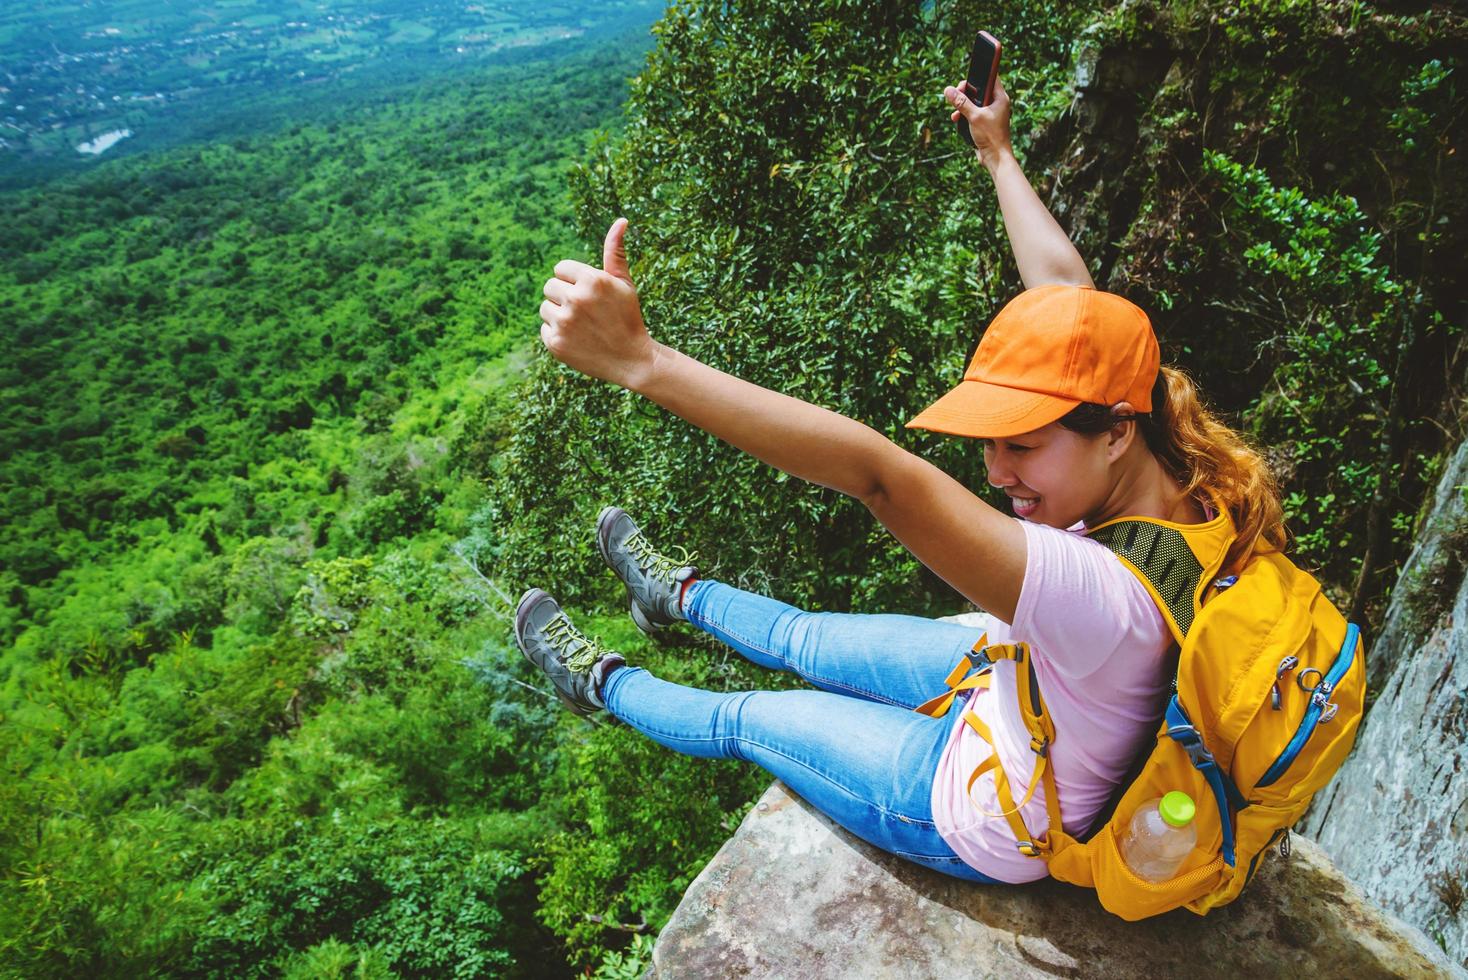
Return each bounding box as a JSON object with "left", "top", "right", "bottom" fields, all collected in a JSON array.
[{"left": 539, "top": 218, "right": 657, "bottom": 389}]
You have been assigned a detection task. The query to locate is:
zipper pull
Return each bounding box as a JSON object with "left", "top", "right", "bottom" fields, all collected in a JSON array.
[
  {"left": 1279, "top": 829, "right": 1291, "bottom": 859},
  {"left": 1310, "top": 680, "right": 1340, "bottom": 722},
  {"left": 1270, "top": 655, "right": 1299, "bottom": 710}
]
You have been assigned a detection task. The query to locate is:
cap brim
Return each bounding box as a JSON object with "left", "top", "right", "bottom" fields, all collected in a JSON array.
[{"left": 905, "top": 380, "right": 1080, "bottom": 439}]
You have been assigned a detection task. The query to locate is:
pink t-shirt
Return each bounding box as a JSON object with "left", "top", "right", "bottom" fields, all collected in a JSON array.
[{"left": 929, "top": 518, "right": 1177, "bottom": 883}]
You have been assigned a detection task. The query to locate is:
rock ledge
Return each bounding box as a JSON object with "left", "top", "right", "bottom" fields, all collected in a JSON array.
[{"left": 650, "top": 781, "right": 1463, "bottom": 979}]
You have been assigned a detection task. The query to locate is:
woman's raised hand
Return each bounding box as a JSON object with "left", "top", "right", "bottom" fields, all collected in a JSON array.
[
  {"left": 539, "top": 218, "right": 657, "bottom": 390},
  {"left": 945, "top": 76, "right": 1013, "bottom": 169}
]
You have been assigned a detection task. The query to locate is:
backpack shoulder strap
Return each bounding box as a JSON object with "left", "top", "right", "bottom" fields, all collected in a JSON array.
[{"left": 1085, "top": 501, "right": 1237, "bottom": 645}]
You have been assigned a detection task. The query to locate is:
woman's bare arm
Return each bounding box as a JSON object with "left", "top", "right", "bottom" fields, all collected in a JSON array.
[
  {"left": 946, "top": 77, "right": 1095, "bottom": 289},
  {"left": 632, "top": 342, "right": 892, "bottom": 501},
  {"left": 539, "top": 220, "right": 1028, "bottom": 621},
  {"left": 630, "top": 342, "right": 1027, "bottom": 622}
]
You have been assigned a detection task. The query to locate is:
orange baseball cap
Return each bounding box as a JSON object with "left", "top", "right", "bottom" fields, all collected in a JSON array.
[{"left": 906, "top": 285, "right": 1160, "bottom": 439}]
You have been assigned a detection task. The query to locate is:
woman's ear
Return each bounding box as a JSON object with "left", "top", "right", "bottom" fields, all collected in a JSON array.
[{"left": 1105, "top": 401, "right": 1138, "bottom": 462}]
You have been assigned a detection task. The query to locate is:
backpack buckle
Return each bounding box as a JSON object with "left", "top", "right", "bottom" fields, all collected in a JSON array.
[
  {"left": 1016, "top": 840, "right": 1042, "bottom": 857},
  {"left": 1183, "top": 740, "right": 1214, "bottom": 769},
  {"left": 1170, "top": 725, "right": 1216, "bottom": 769},
  {"left": 1030, "top": 736, "right": 1050, "bottom": 758}
]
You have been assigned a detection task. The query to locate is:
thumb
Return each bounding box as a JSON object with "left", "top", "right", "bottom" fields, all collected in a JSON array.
[
  {"left": 948, "top": 82, "right": 978, "bottom": 118},
  {"left": 602, "top": 217, "right": 632, "bottom": 284}
]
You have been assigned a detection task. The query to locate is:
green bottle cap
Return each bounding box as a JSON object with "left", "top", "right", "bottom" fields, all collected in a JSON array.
[{"left": 1160, "top": 791, "right": 1196, "bottom": 828}]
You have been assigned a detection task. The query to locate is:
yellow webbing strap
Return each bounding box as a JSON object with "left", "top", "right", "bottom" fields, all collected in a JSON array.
[
  {"left": 960, "top": 642, "right": 1062, "bottom": 858},
  {"left": 913, "top": 637, "right": 1064, "bottom": 858},
  {"left": 961, "top": 705, "right": 1049, "bottom": 855},
  {"left": 914, "top": 633, "right": 989, "bottom": 719}
]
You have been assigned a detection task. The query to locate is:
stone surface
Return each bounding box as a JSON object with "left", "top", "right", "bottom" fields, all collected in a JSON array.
[
  {"left": 1301, "top": 435, "right": 1468, "bottom": 966},
  {"left": 650, "top": 782, "right": 1462, "bottom": 979}
]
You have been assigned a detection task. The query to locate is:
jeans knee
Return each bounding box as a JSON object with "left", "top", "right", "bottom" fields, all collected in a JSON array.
[
  {"left": 711, "top": 690, "right": 759, "bottom": 761},
  {"left": 767, "top": 606, "right": 822, "bottom": 666}
]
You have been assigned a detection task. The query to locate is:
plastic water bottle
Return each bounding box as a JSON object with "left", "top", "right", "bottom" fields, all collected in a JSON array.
[{"left": 1119, "top": 791, "right": 1198, "bottom": 883}]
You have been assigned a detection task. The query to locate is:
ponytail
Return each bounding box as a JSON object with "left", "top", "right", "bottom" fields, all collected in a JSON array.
[
  {"left": 1059, "top": 366, "right": 1287, "bottom": 574},
  {"left": 1146, "top": 367, "right": 1287, "bottom": 573}
]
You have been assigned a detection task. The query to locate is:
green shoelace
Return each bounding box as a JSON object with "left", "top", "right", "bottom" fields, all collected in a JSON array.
[
  {"left": 541, "top": 613, "right": 608, "bottom": 673},
  {"left": 625, "top": 530, "right": 699, "bottom": 584}
]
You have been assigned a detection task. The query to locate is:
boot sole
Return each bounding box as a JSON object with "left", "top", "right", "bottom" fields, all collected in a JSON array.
[{"left": 629, "top": 599, "right": 663, "bottom": 636}]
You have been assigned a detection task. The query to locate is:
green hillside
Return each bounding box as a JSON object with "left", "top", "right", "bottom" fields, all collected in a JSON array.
[{"left": 1, "top": 25, "right": 770, "bottom": 978}]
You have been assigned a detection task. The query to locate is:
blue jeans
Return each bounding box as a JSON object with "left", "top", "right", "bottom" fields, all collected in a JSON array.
[{"left": 599, "top": 579, "right": 1003, "bottom": 883}]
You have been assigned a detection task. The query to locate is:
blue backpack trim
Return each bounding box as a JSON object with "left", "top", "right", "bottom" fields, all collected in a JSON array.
[{"left": 1165, "top": 697, "right": 1248, "bottom": 867}]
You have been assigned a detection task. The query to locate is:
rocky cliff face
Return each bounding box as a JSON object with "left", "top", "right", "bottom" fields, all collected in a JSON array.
[
  {"left": 1021, "top": 6, "right": 1468, "bottom": 968},
  {"left": 1301, "top": 436, "right": 1468, "bottom": 966},
  {"left": 1030, "top": 3, "right": 1464, "bottom": 622}
]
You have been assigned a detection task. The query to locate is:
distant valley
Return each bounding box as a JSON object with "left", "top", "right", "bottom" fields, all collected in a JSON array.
[{"left": 0, "top": 0, "right": 661, "bottom": 185}]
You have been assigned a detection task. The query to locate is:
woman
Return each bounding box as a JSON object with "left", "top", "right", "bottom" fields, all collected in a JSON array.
[{"left": 518, "top": 76, "right": 1285, "bottom": 884}]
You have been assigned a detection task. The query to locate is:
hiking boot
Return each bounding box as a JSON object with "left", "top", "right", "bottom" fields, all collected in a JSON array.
[
  {"left": 513, "top": 588, "right": 625, "bottom": 717},
  {"left": 596, "top": 506, "right": 699, "bottom": 635}
]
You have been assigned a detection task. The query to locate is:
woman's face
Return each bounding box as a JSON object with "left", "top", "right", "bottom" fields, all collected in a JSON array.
[{"left": 981, "top": 421, "right": 1114, "bottom": 529}]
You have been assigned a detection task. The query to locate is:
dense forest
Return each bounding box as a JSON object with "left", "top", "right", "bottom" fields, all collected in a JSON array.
[
  {"left": 3, "top": 0, "right": 1463, "bottom": 976},
  {"left": 1, "top": 24, "right": 760, "bottom": 978}
]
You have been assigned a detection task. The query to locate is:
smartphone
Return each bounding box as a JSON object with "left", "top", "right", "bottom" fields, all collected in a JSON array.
[{"left": 955, "top": 30, "right": 1001, "bottom": 148}]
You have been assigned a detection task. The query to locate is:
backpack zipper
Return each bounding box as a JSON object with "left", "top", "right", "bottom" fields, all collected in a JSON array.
[{"left": 1253, "top": 623, "right": 1360, "bottom": 789}]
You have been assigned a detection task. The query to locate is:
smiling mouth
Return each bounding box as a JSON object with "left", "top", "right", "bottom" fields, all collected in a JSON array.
[{"left": 1007, "top": 494, "right": 1040, "bottom": 517}]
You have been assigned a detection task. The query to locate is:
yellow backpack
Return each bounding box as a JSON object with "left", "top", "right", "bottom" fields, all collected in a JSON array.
[{"left": 916, "top": 501, "right": 1366, "bottom": 920}]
